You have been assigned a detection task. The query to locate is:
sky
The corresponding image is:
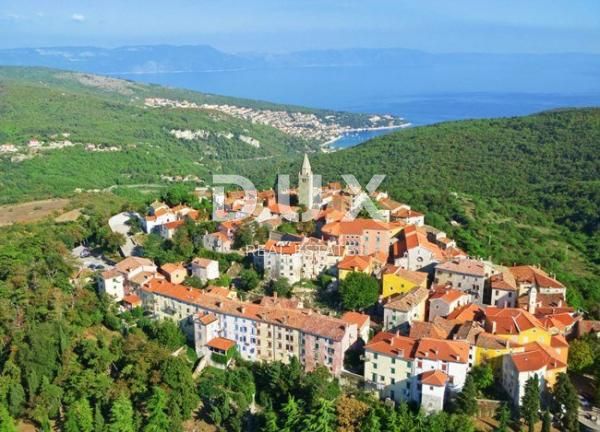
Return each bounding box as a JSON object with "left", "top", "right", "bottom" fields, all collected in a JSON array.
[{"left": 0, "top": 0, "right": 599, "bottom": 53}]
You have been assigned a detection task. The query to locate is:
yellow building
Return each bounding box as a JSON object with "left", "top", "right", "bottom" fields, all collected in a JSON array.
[
  {"left": 473, "top": 332, "right": 525, "bottom": 369},
  {"left": 484, "top": 307, "right": 552, "bottom": 346},
  {"left": 382, "top": 265, "right": 428, "bottom": 299},
  {"left": 337, "top": 255, "right": 376, "bottom": 281}
]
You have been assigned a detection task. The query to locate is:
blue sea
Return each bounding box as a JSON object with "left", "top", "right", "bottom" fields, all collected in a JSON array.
[{"left": 115, "top": 65, "right": 600, "bottom": 148}]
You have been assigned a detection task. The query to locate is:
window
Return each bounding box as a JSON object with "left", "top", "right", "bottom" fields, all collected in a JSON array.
[{"left": 372, "top": 373, "right": 377, "bottom": 382}]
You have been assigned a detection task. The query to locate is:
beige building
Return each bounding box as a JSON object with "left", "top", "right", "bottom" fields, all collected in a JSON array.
[{"left": 383, "top": 286, "right": 428, "bottom": 331}]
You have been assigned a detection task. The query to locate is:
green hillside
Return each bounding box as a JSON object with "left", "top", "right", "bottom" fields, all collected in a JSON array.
[
  {"left": 0, "top": 67, "right": 389, "bottom": 203},
  {"left": 307, "top": 109, "right": 600, "bottom": 311}
]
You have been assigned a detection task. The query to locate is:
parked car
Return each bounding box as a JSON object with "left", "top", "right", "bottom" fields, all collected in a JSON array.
[{"left": 80, "top": 249, "right": 91, "bottom": 258}]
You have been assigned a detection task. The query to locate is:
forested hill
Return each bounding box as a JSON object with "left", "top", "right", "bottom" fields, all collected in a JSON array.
[
  {"left": 0, "top": 66, "right": 400, "bottom": 204},
  {"left": 303, "top": 109, "right": 600, "bottom": 311}
]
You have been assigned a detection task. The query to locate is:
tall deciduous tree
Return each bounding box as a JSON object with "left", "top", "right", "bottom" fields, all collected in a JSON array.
[
  {"left": 521, "top": 375, "right": 540, "bottom": 432},
  {"left": 339, "top": 272, "right": 379, "bottom": 311}
]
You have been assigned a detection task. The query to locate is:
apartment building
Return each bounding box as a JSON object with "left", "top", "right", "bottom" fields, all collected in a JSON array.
[
  {"left": 434, "top": 258, "right": 495, "bottom": 304},
  {"left": 382, "top": 286, "right": 428, "bottom": 331}
]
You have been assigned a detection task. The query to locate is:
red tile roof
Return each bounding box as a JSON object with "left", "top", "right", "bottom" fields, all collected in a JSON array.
[
  {"left": 341, "top": 312, "right": 370, "bottom": 329},
  {"left": 414, "top": 338, "right": 469, "bottom": 364},
  {"left": 164, "top": 220, "right": 185, "bottom": 230},
  {"left": 160, "top": 262, "right": 185, "bottom": 274},
  {"left": 122, "top": 293, "right": 141, "bottom": 306},
  {"left": 446, "top": 303, "right": 484, "bottom": 323},
  {"left": 429, "top": 288, "right": 467, "bottom": 304},
  {"left": 263, "top": 239, "right": 303, "bottom": 255},
  {"left": 509, "top": 265, "right": 564, "bottom": 289},
  {"left": 392, "top": 225, "right": 444, "bottom": 260},
  {"left": 510, "top": 344, "right": 566, "bottom": 373},
  {"left": 115, "top": 256, "right": 155, "bottom": 274},
  {"left": 420, "top": 370, "right": 448, "bottom": 386},
  {"left": 490, "top": 271, "right": 518, "bottom": 291},
  {"left": 338, "top": 255, "right": 373, "bottom": 272},
  {"left": 198, "top": 312, "right": 218, "bottom": 325},
  {"left": 142, "top": 279, "right": 204, "bottom": 304},
  {"left": 409, "top": 321, "right": 451, "bottom": 340},
  {"left": 207, "top": 337, "right": 236, "bottom": 352},
  {"left": 192, "top": 257, "right": 218, "bottom": 268},
  {"left": 321, "top": 218, "right": 391, "bottom": 237},
  {"left": 485, "top": 307, "right": 545, "bottom": 335},
  {"left": 365, "top": 332, "right": 417, "bottom": 359}
]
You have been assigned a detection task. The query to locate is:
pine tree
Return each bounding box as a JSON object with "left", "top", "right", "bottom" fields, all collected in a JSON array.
[
  {"left": 456, "top": 375, "right": 478, "bottom": 415},
  {"left": 94, "top": 403, "right": 105, "bottom": 432},
  {"left": 552, "top": 373, "right": 579, "bottom": 432},
  {"left": 261, "top": 409, "right": 278, "bottom": 432},
  {"left": 494, "top": 402, "right": 511, "bottom": 432},
  {"left": 521, "top": 375, "right": 540, "bottom": 432},
  {"left": 541, "top": 409, "right": 552, "bottom": 432},
  {"left": 302, "top": 398, "right": 336, "bottom": 432},
  {"left": 280, "top": 395, "right": 300, "bottom": 432},
  {"left": 64, "top": 399, "right": 94, "bottom": 432},
  {"left": 361, "top": 409, "right": 381, "bottom": 432},
  {"left": 143, "top": 387, "right": 170, "bottom": 432},
  {"left": 108, "top": 394, "right": 135, "bottom": 432},
  {"left": 0, "top": 405, "right": 17, "bottom": 432}
]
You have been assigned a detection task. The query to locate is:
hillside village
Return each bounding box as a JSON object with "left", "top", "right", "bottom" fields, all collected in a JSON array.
[{"left": 96, "top": 154, "right": 594, "bottom": 419}]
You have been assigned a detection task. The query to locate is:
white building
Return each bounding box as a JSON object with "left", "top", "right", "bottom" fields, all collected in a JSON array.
[
  {"left": 203, "top": 231, "right": 233, "bottom": 253},
  {"left": 99, "top": 269, "right": 125, "bottom": 301},
  {"left": 191, "top": 258, "right": 220, "bottom": 283},
  {"left": 489, "top": 271, "right": 519, "bottom": 308},
  {"left": 298, "top": 153, "right": 315, "bottom": 210},
  {"left": 428, "top": 288, "right": 471, "bottom": 321}
]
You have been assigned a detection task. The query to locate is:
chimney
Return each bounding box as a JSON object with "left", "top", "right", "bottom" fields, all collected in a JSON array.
[
  {"left": 492, "top": 321, "right": 497, "bottom": 334},
  {"left": 273, "top": 292, "right": 278, "bottom": 299}
]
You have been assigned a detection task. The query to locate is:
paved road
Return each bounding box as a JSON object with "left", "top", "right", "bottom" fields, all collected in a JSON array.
[{"left": 108, "top": 212, "right": 141, "bottom": 257}]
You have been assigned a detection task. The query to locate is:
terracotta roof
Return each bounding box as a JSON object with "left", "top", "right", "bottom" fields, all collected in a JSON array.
[
  {"left": 206, "top": 286, "right": 235, "bottom": 298},
  {"left": 420, "top": 370, "right": 448, "bottom": 386},
  {"left": 338, "top": 255, "right": 373, "bottom": 272},
  {"left": 129, "top": 271, "right": 160, "bottom": 285},
  {"left": 490, "top": 271, "right": 518, "bottom": 291},
  {"left": 341, "top": 311, "right": 370, "bottom": 329},
  {"left": 485, "top": 307, "right": 545, "bottom": 335},
  {"left": 122, "top": 293, "right": 141, "bottom": 306},
  {"left": 454, "top": 321, "right": 485, "bottom": 343},
  {"left": 383, "top": 265, "right": 428, "bottom": 285},
  {"left": 475, "top": 332, "right": 519, "bottom": 350},
  {"left": 258, "top": 296, "right": 300, "bottom": 309},
  {"left": 263, "top": 239, "right": 303, "bottom": 255},
  {"left": 164, "top": 220, "right": 185, "bottom": 230},
  {"left": 446, "top": 303, "right": 485, "bottom": 323},
  {"left": 509, "top": 265, "right": 565, "bottom": 289},
  {"left": 115, "top": 256, "right": 154, "bottom": 274},
  {"left": 436, "top": 259, "right": 488, "bottom": 277},
  {"left": 101, "top": 269, "right": 122, "bottom": 279},
  {"left": 142, "top": 279, "right": 204, "bottom": 304},
  {"left": 551, "top": 334, "right": 569, "bottom": 348},
  {"left": 378, "top": 198, "right": 408, "bottom": 212},
  {"left": 198, "top": 312, "right": 218, "bottom": 325},
  {"left": 414, "top": 338, "right": 469, "bottom": 363},
  {"left": 392, "top": 225, "right": 443, "bottom": 260},
  {"left": 207, "top": 337, "right": 236, "bottom": 352},
  {"left": 192, "top": 257, "right": 218, "bottom": 268},
  {"left": 207, "top": 231, "right": 231, "bottom": 242},
  {"left": 160, "top": 262, "right": 185, "bottom": 274},
  {"left": 321, "top": 218, "right": 391, "bottom": 237},
  {"left": 384, "top": 286, "right": 429, "bottom": 312},
  {"left": 538, "top": 313, "right": 577, "bottom": 331},
  {"left": 429, "top": 288, "right": 467, "bottom": 304},
  {"left": 409, "top": 321, "right": 451, "bottom": 340},
  {"left": 510, "top": 344, "right": 566, "bottom": 373},
  {"left": 365, "top": 332, "right": 417, "bottom": 359},
  {"left": 393, "top": 208, "right": 424, "bottom": 219}
]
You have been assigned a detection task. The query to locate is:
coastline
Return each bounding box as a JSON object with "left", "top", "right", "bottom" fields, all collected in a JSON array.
[{"left": 320, "top": 123, "right": 412, "bottom": 151}]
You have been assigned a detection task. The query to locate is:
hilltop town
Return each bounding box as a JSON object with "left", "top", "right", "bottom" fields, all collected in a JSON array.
[{"left": 91, "top": 154, "right": 594, "bottom": 424}]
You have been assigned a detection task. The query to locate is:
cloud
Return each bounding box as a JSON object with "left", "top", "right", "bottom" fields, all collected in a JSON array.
[{"left": 71, "top": 13, "right": 85, "bottom": 22}]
